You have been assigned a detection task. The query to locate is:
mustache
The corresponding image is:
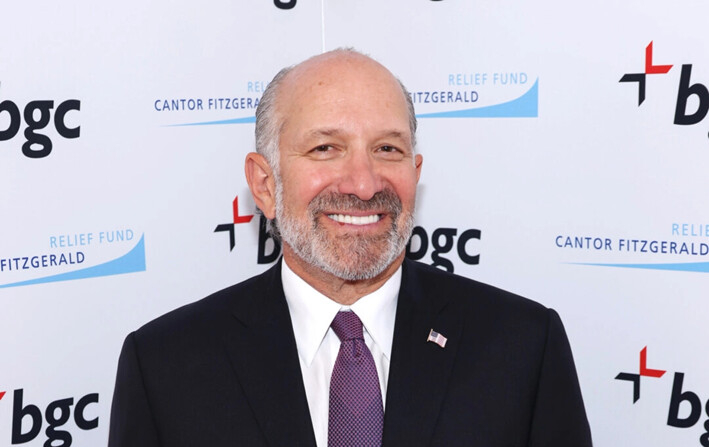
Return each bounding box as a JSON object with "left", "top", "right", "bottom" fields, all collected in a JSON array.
[{"left": 309, "top": 189, "right": 403, "bottom": 215}]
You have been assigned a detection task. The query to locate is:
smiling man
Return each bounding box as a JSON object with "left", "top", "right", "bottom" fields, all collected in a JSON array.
[
  {"left": 246, "top": 50, "right": 420, "bottom": 303},
  {"left": 109, "top": 50, "right": 592, "bottom": 447}
]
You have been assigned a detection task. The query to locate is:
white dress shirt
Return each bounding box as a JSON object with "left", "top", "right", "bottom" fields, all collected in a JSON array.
[{"left": 281, "top": 259, "right": 400, "bottom": 447}]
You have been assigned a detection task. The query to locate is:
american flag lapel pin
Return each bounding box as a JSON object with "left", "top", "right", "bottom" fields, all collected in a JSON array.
[{"left": 427, "top": 329, "right": 447, "bottom": 348}]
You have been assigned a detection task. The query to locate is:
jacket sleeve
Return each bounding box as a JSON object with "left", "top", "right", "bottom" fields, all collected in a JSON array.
[
  {"left": 528, "top": 309, "right": 593, "bottom": 447},
  {"left": 108, "top": 332, "right": 162, "bottom": 447}
]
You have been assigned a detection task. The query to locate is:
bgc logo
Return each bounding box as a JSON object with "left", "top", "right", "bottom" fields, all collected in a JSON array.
[
  {"left": 212, "top": 195, "right": 280, "bottom": 264},
  {"left": 0, "top": 388, "right": 99, "bottom": 446},
  {"left": 406, "top": 226, "right": 481, "bottom": 273},
  {"left": 214, "top": 195, "right": 482, "bottom": 272},
  {"left": 620, "top": 41, "right": 709, "bottom": 136},
  {"left": 213, "top": 196, "right": 255, "bottom": 252},
  {"left": 0, "top": 86, "right": 80, "bottom": 158},
  {"left": 616, "top": 347, "right": 709, "bottom": 446}
]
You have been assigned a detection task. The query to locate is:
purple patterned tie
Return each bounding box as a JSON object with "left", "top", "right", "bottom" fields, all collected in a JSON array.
[{"left": 328, "top": 311, "right": 384, "bottom": 447}]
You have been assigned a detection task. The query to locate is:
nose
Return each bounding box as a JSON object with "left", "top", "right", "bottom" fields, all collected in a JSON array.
[{"left": 337, "top": 149, "right": 382, "bottom": 201}]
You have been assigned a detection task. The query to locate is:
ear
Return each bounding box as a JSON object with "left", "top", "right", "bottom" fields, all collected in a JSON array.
[
  {"left": 414, "top": 153, "right": 423, "bottom": 182},
  {"left": 245, "top": 152, "right": 277, "bottom": 219}
]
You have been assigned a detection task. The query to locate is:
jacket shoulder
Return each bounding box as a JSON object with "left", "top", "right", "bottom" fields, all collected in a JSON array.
[
  {"left": 403, "top": 259, "right": 549, "bottom": 318},
  {"left": 131, "top": 263, "right": 279, "bottom": 348}
]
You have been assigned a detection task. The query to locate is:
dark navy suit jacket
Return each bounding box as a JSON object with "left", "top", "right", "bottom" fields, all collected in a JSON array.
[{"left": 109, "top": 259, "right": 592, "bottom": 446}]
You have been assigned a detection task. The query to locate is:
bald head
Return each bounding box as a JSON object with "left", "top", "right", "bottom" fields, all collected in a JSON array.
[{"left": 254, "top": 49, "right": 417, "bottom": 173}]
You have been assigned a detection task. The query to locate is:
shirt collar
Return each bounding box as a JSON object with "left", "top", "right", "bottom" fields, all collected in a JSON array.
[{"left": 281, "top": 259, "right": 401, "bottom": 367}]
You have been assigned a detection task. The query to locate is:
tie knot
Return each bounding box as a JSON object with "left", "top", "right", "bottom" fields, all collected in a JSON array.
[{"left": 331, "top": 311, "right": 364, "bottom": 342}]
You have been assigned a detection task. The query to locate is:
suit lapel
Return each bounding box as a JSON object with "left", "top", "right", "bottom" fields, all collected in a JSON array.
[
  {"left": 382, "top": 260, "right": 463, "bottom": 447},
  {"left": 223, "top": 261, "right": 317, "bottom": 447}
]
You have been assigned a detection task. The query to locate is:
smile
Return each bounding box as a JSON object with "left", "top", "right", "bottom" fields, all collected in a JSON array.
[{"left": 327, "top": 214, "right": 381, "bottom": 225}]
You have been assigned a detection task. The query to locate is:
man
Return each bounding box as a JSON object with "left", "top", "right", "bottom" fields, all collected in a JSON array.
[{"left": 109, "top": 49, "right": 592, "bottom": 446}]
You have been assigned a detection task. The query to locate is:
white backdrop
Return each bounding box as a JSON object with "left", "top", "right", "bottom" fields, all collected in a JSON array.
[{"left": 2, "top": 1, "right": 709, "bottom": 446}]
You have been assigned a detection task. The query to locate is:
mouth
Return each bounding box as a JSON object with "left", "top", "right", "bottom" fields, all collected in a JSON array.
[{"left": 326, "top": 213, "right": 382, "bottom": 225}]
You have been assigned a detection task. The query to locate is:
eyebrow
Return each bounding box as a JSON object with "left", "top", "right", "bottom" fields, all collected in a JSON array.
[{"left": 303, "top": 128, "right": 409, "bottom": 141}]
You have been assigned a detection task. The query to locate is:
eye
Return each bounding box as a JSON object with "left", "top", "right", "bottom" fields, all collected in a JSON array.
[
  {"left": 376, "top": 145, "right": 405, "bottom": 160},
  {"left": 306, "top": 144, "right": 340, "bottom": 160}
]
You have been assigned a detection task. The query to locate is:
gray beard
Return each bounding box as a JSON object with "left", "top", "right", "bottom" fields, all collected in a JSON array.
[{"left": 275, "top": 183, "right": 414, "bottom": 281}]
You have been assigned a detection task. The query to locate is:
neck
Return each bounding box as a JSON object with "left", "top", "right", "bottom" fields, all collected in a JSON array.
[{"left": 282, "top": 246, "right": 404, "bottom": 305}]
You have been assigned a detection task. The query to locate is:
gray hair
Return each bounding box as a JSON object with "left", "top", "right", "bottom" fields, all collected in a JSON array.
[{"left": 254, "top": 65, "right": 293, "bottom": 176}]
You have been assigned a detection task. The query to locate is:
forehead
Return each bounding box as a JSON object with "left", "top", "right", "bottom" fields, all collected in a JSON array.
[{"left": 276, "top": 54, "right": 411, "bottom": 140}]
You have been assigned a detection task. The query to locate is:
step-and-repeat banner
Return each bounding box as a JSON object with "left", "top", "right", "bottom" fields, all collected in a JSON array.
[{"left": 2, "top": 1, "right": 708, "bottom": 446}]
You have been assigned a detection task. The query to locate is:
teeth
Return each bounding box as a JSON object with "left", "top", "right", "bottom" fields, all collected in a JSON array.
[{"left": 328, "top": 214, "right": 381, "bottom": 225}]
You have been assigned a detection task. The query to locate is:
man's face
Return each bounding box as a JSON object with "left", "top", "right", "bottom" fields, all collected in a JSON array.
[{"left": 273, "top": 55, "right": 422, "bottom": 281}]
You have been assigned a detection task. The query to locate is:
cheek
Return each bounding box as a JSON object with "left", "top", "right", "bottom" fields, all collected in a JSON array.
[
  {"left": 388, "top": 172, "right": 419, "bottom": 204},
  {"left": 282, "top": 167, "right": 334, "bottom": 207}
]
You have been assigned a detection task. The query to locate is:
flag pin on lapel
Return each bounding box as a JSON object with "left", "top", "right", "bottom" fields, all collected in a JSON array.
[{"left": 427, "top": 329, "right": 447, "bottom": 348}]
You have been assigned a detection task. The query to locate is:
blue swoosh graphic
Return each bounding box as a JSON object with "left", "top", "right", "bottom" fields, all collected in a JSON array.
[
  {"left": 166, "top": 80, "right": 538, "bottom": 126},
  {"left": 416, "top": 79, "right": 538, "bottom": 119},
  {"left": 0, "top": 235, "right": 147, "bottom": 289},
  {"left": 569, "top": 261, "right": 709, "bottom": 273},
  {"left": 166, "top": 116, "right": 256, "bottom": 127}
]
